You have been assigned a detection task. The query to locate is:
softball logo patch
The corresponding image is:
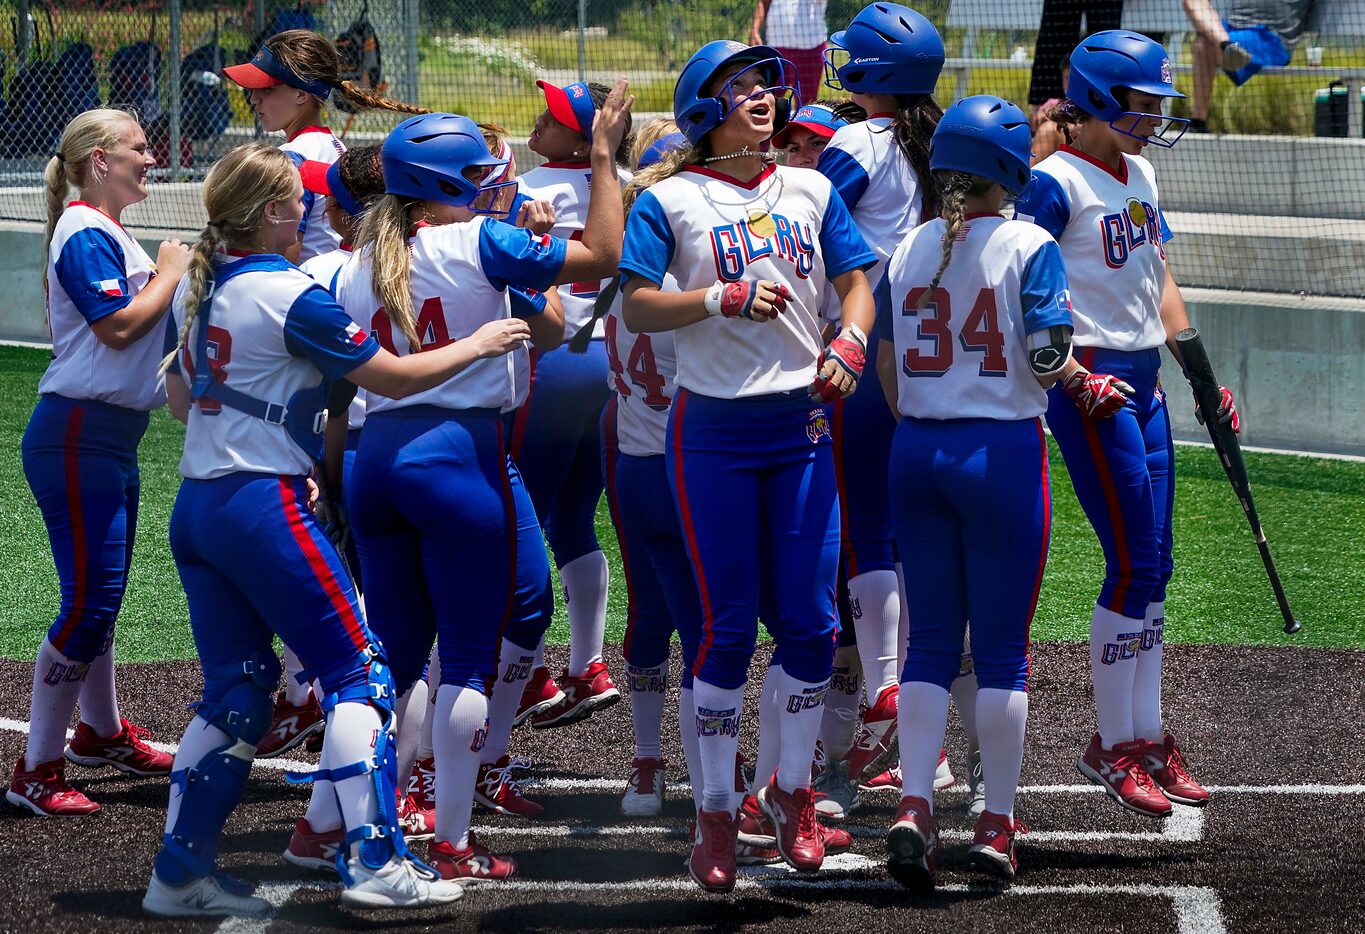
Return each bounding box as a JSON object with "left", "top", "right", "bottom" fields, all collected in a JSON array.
[
  {"left": 807, "top": 408, "right": 831, "bottom": 443},
  {"left": 747, "top": 209, "right": 777, "bottom": 240}
]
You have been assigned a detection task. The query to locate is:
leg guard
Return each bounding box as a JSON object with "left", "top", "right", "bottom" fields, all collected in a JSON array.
[{"left": 157, "top": 650, "right": 279, "bottom": 883}]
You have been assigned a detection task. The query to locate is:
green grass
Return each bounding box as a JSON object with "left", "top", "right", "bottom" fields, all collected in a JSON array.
[{"left": 1, "top": 345, "right": 1360, "bottom": 662}]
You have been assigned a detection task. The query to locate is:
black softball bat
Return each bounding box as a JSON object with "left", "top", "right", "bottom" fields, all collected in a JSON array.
[{"left": 1176, "top": 327, "right": 1300, "bottom": 634}]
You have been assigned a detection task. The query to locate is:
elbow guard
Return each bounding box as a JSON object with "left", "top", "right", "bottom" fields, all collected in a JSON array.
[{"left": 1027, "top": 325, "right": 1073, "bottom": 377}]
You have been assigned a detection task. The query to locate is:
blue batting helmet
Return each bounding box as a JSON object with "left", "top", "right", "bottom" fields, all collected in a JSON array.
[
  {"left": 1067, "top": 30, "right": 1184, "bottom": 122},
  {"left": 673, "top": 40, "right": 796, "bottom": 146},
  {"left": 929, "top": 95, "right": 1033, "bottom": 194},
  {"left": 381, "top": 113, "right": 508, "bottom": 207},
  {"left": 825, "top": 3, "right": 944, "bottom": 96}
]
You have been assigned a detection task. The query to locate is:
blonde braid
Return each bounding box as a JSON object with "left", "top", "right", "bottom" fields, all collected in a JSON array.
[
  {"left": 917, "top": 171, "right": 973, "bottom": 310},
  {"left": 354, "top": 194, "right": 417, "bottom": 349},
  {"left": 42, "top": 156, "right": 69, "bottom": 266},
  {"left": 159, "top": 226, "right": 220, "bottom": 375}
]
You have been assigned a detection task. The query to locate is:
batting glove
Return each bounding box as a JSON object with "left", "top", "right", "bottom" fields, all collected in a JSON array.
[
  {"left": 1194, "top": 384, "right": 1241, "bottom": 433},
  {"left": 1062, "top": 367, "right": 1134, "bottom": 420},
  {"left": 809, "top": 324, "right": 868, "bottom": 403},
  {"left": 704, "top": 279, "right": 789, "bottom": 321}
]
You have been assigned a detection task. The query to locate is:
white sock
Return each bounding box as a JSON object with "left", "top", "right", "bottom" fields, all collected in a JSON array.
[
  {"left": 752, "top": 663, "right": 781, "bottom": 796},
  {"left": 562, "top": 551, "right": 609, "bottom": 677},
  {"left": 976, "top": 687, "right": 1029, "bottom": 819},
  {"left": 773, "top": 667, "right": 827, "bottom": 794},
  {"left": 848, "top": 569, "right": 901, "bottom": 699},
  {"left": 281, "top": 645, "right": 311, "bottom": 705},
  {"left": 898, "top": 681, "right": 951, "bottom": 810},
  {"left": 324, "top": 701, "right": 388, "bottom": 857},
  {"left": 626, "top": 661, "right": 668, "bottom": 760},
  {"left": 25, "top": 639, "right": 89, "bottom": 768},
  {"left": 894, "top": 562, "right": 911, "bottom": 676},
  {"left": 302, "top": 727, "right": 342, "bottom": 833},
  {"left": 164, "top": 715, "right": 231, "bottom": 834},
  {"left": 533, "top": 638, "right": 545, "bottom": 671},
  {"left": 1132, "top": 601, "right": 1166, "bottom": 744},
  {"left": 678, "top": 685, "right": 704, "bottom": 815},
  {"left": 819, "top": 644, "right": 862, "bottom": 761},
  {"left": 1090, "top": 604, "right": 1142, "bottom": 747},
  {"left": 394, "top": 678, "right": 429, "bottom": 799},
  {"left": 950, "top": 672, "right": 979, "bottom": 753},
  {"left": 76, "top": 638, "right": 121, "bottom": 737},
  {"left": 432, "top": 683, "right": 489, "bottom": 850},
  {"left": 484, "top": 640, "right": 533, "bottom": 764},
  {"left": 417, "top": 647, "right": 440, "bottom": 761},
  {"left": 692, "top": 679, "right": 744, "bottom": 813}
]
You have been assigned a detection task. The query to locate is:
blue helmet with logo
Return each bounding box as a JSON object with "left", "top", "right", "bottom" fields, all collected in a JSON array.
[
  {"left": 1068, "top": 30, "right": 1184, "bottom": 121},
  {"left": 673, "top": 40, "right": 797, "bottom": 146},
  {"left": 381, "top": 113, "right": 508, "bottom": 207},
  {"left": 929, "top": 95, "right": 1033, "bottom": 194},
  {"left": 824, "top": 3, "right": 944, "bottom": 96}
]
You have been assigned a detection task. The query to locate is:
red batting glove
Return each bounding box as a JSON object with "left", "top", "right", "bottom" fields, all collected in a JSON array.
[
  {"left": 809, "top": 324, "right": 868, "bottom": 402},
  {"left": 1194, "top": 385, "right": 1241, "bottom": 433},
  {"left": 704, "top": 280, "right": 789, "bottom": 321},
  {"left": 1062, "top": 367, "right": 1134, "bottom": 420}
]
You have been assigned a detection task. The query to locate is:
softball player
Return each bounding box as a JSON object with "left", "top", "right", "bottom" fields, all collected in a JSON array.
[
  {"left": 877, "top": 96, "right": 1073, "bottom": 892},
  {"left": 818, "top": 2, "right": 956, "bottom": 785},
  {"left": 335, "top": 94, "right": 630, "bottom": 881},
  {"left": 772, "top": 102, "right": 847, "bottom": 169},
  {"left": 511, "top": 81, "right": 636, "bottom": 729},
  {"left": 7, "top": 110, "right": 187, "bottom": 818},
  {"left": 1015, "top": 30, "right": 1234, "bottom": 818},
  {"left": 620, "top": 40, "right": 875, "bottom": 892},
  {"left": 146, "top": 141, "right": 521, "bottom": 916}
]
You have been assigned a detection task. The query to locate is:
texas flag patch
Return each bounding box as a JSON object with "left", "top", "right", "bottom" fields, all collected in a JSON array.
[
  {"left": 94, "top": 279, "right": 124, "bottom": 296},
  {"left": 342, "top": 321, "right": 368, "bottom": 346}
]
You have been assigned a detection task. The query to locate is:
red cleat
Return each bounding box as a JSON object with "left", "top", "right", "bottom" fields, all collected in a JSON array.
[
  {"left": 429, "top": 833, "right": 517, "bottom": 882},
  {"left": 968, "top": 810, "right": 1026, "bottom": 880},
  {"left": 818, "top": 821, "right": 852, "bottom": 855},
  {"left": 282, "top": 817, "right": 343, "bottom": 873},
  {"left": 1078, "top": 733, "right": 1172, "bottom": 818},
  {"left": 689, "top": 808, "right": 738, "bottom": 893},
  {"left": 531, "top": 661, "right": 620, "bottom": 729},
  {"left": 402, "top": 756, "right": 436, "bottom": 840},
  {"left": 847, "top": 685, "right": 898, "bottom": 780},
  {"left": 476, "top": 755, "right": 544, "bottom": 818},
  {"left": 737, "top": 793, "right": 776, "bottom": 846},
  {"left": 757, "top": 770, "right": 824, "bottom": 873},
  {"left": 7, "top": 756, "right": 100, "bottom": 816},
  {"left": 886, "top": 794, "right": 938, "bottom": 894},
  {"left": 65, "top": 718, "right": 172, "bottom": 776},
  {"left": 514, "top": 666, "right": 565, "bottom": 728},
  {"left": 1143, "top": 733, "right": 1210, "bottom": 807},
  {"left": 255, "top": 691, "right": 325, "bottom": 759}
]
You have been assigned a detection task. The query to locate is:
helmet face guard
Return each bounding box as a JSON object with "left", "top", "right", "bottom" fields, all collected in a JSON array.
[
  {"left": 468, "top": 177, "right": 520, "bottom": 217},
  {"left": 821, "top": 42, "right": 851, "bottom": 92},
  {"left": 675, "top": 42, "right": 798, "bottom": 145},
  {"left": 1107, "top": 110, "right": 1190, "bottom": 148},
  {"left": 713, "top": 57, "right": 800, "bottom": 132}
]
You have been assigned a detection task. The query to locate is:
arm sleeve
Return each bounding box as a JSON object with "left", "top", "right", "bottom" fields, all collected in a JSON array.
[
  {"left": 618, "top": 190, "right": 676, "bottom": 287},
  {"left": 476, "top": 220, "right": 568, "bottom": 294},
  {"left": 872, "top": 273, "right": 895, "bottom": 342},
  {"left": 820, "top": 190, "right": 877, "bottom": 279},
  {"left": 1012, "top": 170, "right": 1071, "bottom": 241},
  {"left": 52, "top": 227, "right": 134, "bottom": 323},
  {"left": 817, "top": 144, "right": 870, "bottom": 213},
  {"left": 283, "top": 285, "right": 381, "bottom": 382},
  {"left": 1019, "top": 238, "right": 1074, "bottom": 334}
]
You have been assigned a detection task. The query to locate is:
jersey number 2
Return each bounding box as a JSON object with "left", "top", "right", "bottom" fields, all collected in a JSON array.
[
  {"left": 603, "top": 316, "right": 670, "bottom": 411},
  {"left": 901, "top": 287, "right": 1008, "bottom": 378}
]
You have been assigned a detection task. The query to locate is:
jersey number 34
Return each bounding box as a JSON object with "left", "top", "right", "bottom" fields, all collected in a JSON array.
[{"left": 901, "top": 286, "right": 1007, "bottom": 378}]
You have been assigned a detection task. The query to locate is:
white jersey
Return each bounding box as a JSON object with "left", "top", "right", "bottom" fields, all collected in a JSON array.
[
  {"left": 516, "top": 162, "right": 631, "bottom": 341},
  {"left": 766, "top": 0, "right": 829, "bottom": 49},
  {"left": 334, "top": 218, "right": 566, "bottom": 415},
  {"left": 878, "top": 215, "right": 1073, "bottom": 421},
  {"left": 817, "top": 117, "right": 924, "bottom": 287},
  {"left": 169, "top": 252, "right": 378, "bottom": 480},
  {"left": 1014, "top": 146, "right": 1172, "bottom": 352},
  {"left": 605, "top": 273, "right": 678, "bottom": 457},
  {"left": 40, "top": 202, "right": 164, "bottom": 411},
  {"left": 621, "top": 163, "right": 874, "bottom": 399},
  {"left": 281, "top": 126, "right": 345, "bottom": 263},
  {"left": 300, "top": 246, "right": 366, "bottom": 431}
]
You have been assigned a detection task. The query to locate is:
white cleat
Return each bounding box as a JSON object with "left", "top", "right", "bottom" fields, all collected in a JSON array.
[
  {"left": 621, "top": 757, "right": 666, "bottom": 817},
  {"left": 340, "top": 856, "right": 465, "bottom": 909},
  {"left": 142, "top": 872, "right": 270, "bottom": 918}
]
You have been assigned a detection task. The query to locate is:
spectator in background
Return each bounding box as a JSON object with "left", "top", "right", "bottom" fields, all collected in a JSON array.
[
  {"left": 749, "top": 0, "right": 830, "bottom": 104},
  {"left": 1030, "top": 64, "right": 1069, "bottom": 164},
  {"left": 1028, "top": 0, "right": 1124, "bottom": 111},
  {"left": 1182, "top": 0, "right": 1318, "bottom": 132}
]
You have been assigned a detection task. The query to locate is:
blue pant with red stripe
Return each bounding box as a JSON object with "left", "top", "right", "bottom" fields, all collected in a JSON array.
[
  {"left": 505, "top": 454, "right": 555, "bottom": 653},
  {"left": 22, "top": 394, "right": 148, "bottom": 664},
  {"left": 891, "top": 417, "right": 1051, "bottom": 692},
  {"left": 340, "top": 428, "right": 363, "bottom": 591},
  {"left": 509, "top": 342, "right": 611, "bottom": 568},
  {"left": 170, "top": 472, "right": 372, "bottom": 702},
  {"left": 1046, "top": 347, "right": 1174, "bottom": 621},
  {"left": 831, "top": 334, "right": 897, "bottom": 576},
  {"left": 667, "top": 389, "right": 840, "bottom": 691},
  {"left": 350, "top": 406, "right": 516, "bottom": 695},
  {"left": 602, "top": 399, "right": 703, "bottom": 688}
]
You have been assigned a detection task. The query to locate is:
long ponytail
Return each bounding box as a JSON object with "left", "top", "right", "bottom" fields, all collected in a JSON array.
[
  {"left": 353, "top": 194, "right": 418, "bottom": 349},
  {"left": 887, "top": 94, "right": 945, "bottom": 221},
  {"left": 44, "top": 109, "right": 137, "bottom": 268},
  {"left": 267, "top": 30, "right": 428, "bottom": 116},
  {"left": 915, "top": 170, "right": 993, "bottom": 311}
]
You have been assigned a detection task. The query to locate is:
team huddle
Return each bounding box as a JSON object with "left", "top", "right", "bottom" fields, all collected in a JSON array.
[{"left": 10, "top": 2, "right": 1243, "bottom": 918}]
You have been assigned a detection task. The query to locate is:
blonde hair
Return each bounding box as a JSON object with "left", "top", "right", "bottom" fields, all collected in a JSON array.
[
  {"left": 915, "top": 170, "right": 995, "bottom": 311},
  {"left": 623, "top": 143, "right": 706, "bottom": 214},
  {"left": 628, "top": 118, "right": 680, "bottom": 170},
  {"left": 160, "top": 143, "right": 300, "bottom": 373},
  {"left": 267, "top": 30, "right": 426, "bottom": 115},
  {"left": 353, "top": 194, "right": 419, "bottom": 349},
  {"left": 45, "top": 109, "right": 138, "bottom": 259}
]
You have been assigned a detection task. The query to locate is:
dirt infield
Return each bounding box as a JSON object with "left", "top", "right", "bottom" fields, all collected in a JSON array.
[{"left": 1, "top": 641, "right": 1362, "bottom": 933}]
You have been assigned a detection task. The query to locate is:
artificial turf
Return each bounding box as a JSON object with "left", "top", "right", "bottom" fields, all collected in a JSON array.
[{"left": 1, "top": 344, "right": 1359, "bottom": 662}]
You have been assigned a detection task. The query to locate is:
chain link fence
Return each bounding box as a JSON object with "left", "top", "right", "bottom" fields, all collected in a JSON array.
[{"left": 1, "top": 1, "right": 1364, "bottom": 296}]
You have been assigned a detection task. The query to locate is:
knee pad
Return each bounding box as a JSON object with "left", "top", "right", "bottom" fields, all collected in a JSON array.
[{"left": 197, "top": 649, "right": 281, "bottom": 748}]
